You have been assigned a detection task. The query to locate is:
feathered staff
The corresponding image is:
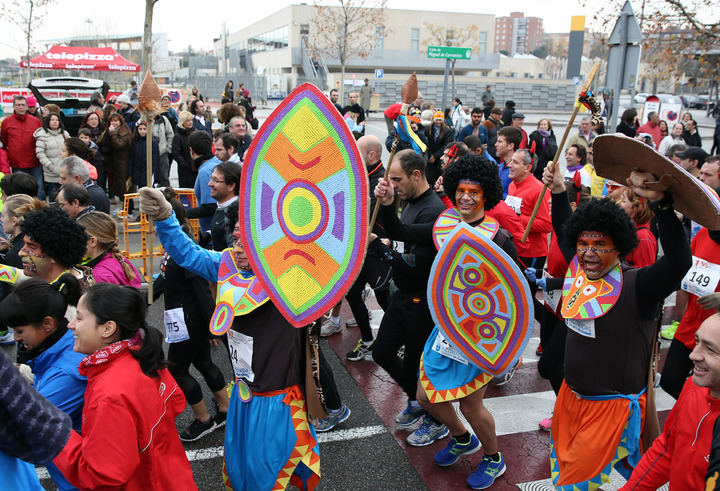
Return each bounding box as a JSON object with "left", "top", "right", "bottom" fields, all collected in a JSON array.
[
  {"left": 521, "top": 61, "right": 601, "bottom": 242},
  {"left": 137, "top": 70, "right": 162, "bottom": 303},
  {"left": 368, "top": 73, "right": 418, "bottom": 232}
]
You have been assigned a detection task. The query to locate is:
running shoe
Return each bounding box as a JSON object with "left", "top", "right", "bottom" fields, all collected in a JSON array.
[
  {"left": 538, "top": 416, "right": 552, "bottom": 432},
  {"left": 434, "top": 434, "right": 481, "bottom": 466},
  {"left": 346, "top": 339, "right": 374, "bottom": 361},
  {"left": 362, "top": 286, "right": 372, "bottom": 302},
  {"left": 661, "top": 321, "right": 679, "bottom": 340},
  {"left": 394, "top": 401, "right": 425, "bottom": 429},
  {"left": 315, "top": 403, "right": 351, "bottom": 432},
  {"left": 214, "top": 403, "right": 227, "bottom": 429},
  {"left": 467, "top": 453, "right": 506, "bottom": 489},
  {"left": 320, "top": 318, "right": 343, "bottom": 337},
  {"left": 492, "top": 358, "right": 521, "bottom": 387},
  {"left": 0, "top": 329, "right": 14, "bottom": 345},
  {"left": 345, "top": 316, "right": 358, "bottom": 327},
  {"left": 179, "top": 418, "right": 217, "bottom": 442},
  {"left": 406, "top": 419, "right": 449, "bottom": 447}
]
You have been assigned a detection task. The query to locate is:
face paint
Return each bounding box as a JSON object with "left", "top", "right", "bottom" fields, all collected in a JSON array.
[
  {"left": 455, "top": 180, "right": 486, "bottom": 219},
  {"left": 575, "top": 231, "right": 620, "bottom": 279},
  {"left": 232, "top": 222, "right": 251, "bottom": 271},
  {"left": 19, "top": 237, "right": 50, "bottom": 276}
]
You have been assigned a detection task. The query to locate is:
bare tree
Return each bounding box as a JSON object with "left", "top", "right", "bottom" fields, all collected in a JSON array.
[
  {"left": 142, "top": 0, "right": 160, "bottom": 74},
  {"left": 422, "top": 23, "right": 479, "bottom": 99},
  {"left": 310, "top": 0, "right": 389, "bottom": 100},
  {"left": 1, "top": 0, "right": 57, "bottom": 83}
]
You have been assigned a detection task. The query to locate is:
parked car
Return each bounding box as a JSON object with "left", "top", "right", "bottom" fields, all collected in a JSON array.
[{"left": 27, "top": 77, "right": 109, "bottom": 136}]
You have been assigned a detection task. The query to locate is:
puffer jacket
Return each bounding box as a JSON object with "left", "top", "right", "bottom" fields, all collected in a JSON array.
[
  {"left": 152, "top": 114, "right": 174, "bottom": 156},
  {"left": 34, "top": 127, "right": 69, "bottom": 183}
]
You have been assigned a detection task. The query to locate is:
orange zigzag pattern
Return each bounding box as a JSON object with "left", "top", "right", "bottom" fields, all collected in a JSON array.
[
  {"left": 419, "top": 356, "right": 492, "bottom": 404},
  {"left": 273, "top": 395, "right": 321, "bottom": 491}
]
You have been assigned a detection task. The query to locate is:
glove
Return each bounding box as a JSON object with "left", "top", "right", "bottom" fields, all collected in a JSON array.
[
  {"left": 698, "top": 292, "right": 720, "bottom": 311},
  {"left": 524, "top": 267, "right": 537, "bottom": 284},
  {"left": 139, "top": 187, "right": 172, "bottom": 221},
  {"left": 536, "top": 278, "right": 547, "bottom": 291}
]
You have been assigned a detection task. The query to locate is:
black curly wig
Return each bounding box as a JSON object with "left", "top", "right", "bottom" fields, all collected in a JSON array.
[
  {"left": 443, "top": 154, "right": 503, "bottom": 210},
  {"left": 561, "top": 198, "right": 639, "bottom": 257},
  {"left": 21, "top": 207, "right": 88, "bottom": 268}
]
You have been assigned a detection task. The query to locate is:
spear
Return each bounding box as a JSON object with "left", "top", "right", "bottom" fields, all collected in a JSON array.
[
  {"left": 137, "top": 69, "right": 162, "bottom": 303},
  {"left": 521, "top": 60, "right": 601, "bottom": 242},
  {"left": 368, "top": 73, "right": 418, "bottom": 232}
]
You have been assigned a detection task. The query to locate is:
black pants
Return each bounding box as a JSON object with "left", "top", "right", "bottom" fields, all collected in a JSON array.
[
  {"left": 372, "top": 291, "right": 434, "bottom": 399},
  {"left": 537, "top": 308, "right": 566, "bottom": 395},
  {"left": 346, "top": 269, "right": 373, "bottom": 342},
  {"left": 319, "top": 345, "right": 341, "bottom": 411},
  {"left": 168, "top": 336, "right": 226, "bottom": 406},
  {"left": 660, "top": 338, "right": 693, "bottom": 400}
]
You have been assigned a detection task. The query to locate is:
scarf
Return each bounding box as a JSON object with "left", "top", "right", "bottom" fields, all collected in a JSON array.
[
  {"left": 79, "top": 337, "right": 140, "bottom": 372},
  {"left": 18, "top": 320, "right": 69, "bottom": 364},
  {"left": 537, "top": 129, "right": 551, "bottom": 149}
]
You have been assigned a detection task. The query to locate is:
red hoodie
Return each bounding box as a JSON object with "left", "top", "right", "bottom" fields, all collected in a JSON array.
[
  {"left": 54, "top": 344, "right": 197, "bottom": 490},
  {"left": 0, "top": 112, "right": 41, "bottom": 169},
  {"left": 622, "top": 377, "right": 720, "bottom": 490}
]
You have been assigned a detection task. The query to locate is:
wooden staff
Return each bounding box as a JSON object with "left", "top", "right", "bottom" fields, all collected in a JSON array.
[
  {"left": 137, "top": 69, "right": 162, "bottom": 304},
  {"left": 368, "top": 73, "right": 418, "bottom": 232},
  {"left": 521, "top": 61, "right": 600, "bottom": 242}
]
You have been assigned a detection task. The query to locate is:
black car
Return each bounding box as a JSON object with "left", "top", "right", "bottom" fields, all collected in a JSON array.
[{"left": 28, "top": 77, "right": 109, "bottom": 136}]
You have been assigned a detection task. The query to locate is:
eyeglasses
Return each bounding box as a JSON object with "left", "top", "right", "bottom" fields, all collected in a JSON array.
[
  {"left": 576, "top": 246, "right": 616, "bottom": 255},
  {"left": 455, "top": 190, "right": 483, "bottom": 200},
  {"left": 210, "top": 176, "right": 226, "bottom": 184}
]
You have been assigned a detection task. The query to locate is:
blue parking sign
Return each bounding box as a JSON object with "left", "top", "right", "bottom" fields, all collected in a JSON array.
[{"left": 375, "top": 69, "right": 384, "bottom": 80}]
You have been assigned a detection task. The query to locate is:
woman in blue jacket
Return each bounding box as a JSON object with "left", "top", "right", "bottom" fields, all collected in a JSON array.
[{"left": 1, "top": 275, "right": 86, "bottom": 491}]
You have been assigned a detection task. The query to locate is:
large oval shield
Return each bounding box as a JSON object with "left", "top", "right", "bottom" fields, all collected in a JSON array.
[
  {"left": 428, "top": 222, "right": 533, "bottom": 375},
  {"left": 239, "top": 83, "right": 369, "bottom": 327}
]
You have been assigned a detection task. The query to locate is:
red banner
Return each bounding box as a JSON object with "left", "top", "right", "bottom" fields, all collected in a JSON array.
[{"left": 20, "top": 45, "right": 140, "bottom": 72}]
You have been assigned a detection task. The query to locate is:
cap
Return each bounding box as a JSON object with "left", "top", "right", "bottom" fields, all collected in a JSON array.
[
  {"left": 512, "top": 112, "right": 525, "bottom": 119},
  {"left": 116, "top": 94, "right": 132, "bottom": 105},
  {"left": 676, "top": 146, "right": 709, "bottom": 163},
  {"left": 26, "top": 96, "right": 37, "bottom": 107},
  {"left": 433, "top": 110, "right": 444, "bottom": 121}
]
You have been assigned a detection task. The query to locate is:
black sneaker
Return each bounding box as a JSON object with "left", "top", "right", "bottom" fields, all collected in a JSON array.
[
  {"left": 214, "top": 410, "right": 227, "bottom": 429},
  {"left": 179, "top": 418, "right": 216, "bottom": 442}
]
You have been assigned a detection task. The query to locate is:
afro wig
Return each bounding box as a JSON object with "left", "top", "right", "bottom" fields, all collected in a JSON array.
[
  {"left": 21, "top": 206, "right": 88, "bottom": 268},
  {"left": 561, "top": 198, "right": 639, "bottom": 257},
  {"left": 443, "top": 154, "right": 503, "bottom": 210}
]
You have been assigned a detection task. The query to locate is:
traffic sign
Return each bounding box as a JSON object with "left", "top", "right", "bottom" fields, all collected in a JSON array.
[
  {"left": 374, "top": 69, "right": 384, "bottom": 79},
  {"left": 427, "top": 46, "right": 472, "bottom": 60}
]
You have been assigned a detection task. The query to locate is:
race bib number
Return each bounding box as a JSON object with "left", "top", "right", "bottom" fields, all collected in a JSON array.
[
  {"left": 227, "top": 330, "right": 255, "bottom": 382},
  {"left": 432, "top": 331, "right": 468, "bottom": 365},
  {"left": 505, "top": 195, "right": 522, "bottom": 214},
  {"left": 681, "top": 256, "right": 720, "bottom": 297},
  {"left": 163, "top": 308, "right": 190, "bottom": 343},
  {"left": 566, "top": 317, "right": 596, "bottom": 338}
]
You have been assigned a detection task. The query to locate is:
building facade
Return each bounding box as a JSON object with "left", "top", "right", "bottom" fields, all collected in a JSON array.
[{"left": 495, "top": 12, "right": 544, "bottom": 55}]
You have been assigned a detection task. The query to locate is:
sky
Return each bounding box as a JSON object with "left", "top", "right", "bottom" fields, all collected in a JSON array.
[{"left": 0, "top": 0, "right": 598, "bottom": 60}]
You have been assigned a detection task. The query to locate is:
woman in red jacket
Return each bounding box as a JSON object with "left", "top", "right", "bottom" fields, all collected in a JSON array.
[{"left": 53, "top": 284, "right": 197, "bottom": 490}]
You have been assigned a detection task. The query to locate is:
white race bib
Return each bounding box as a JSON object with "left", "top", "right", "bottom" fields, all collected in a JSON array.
[
  {"left": 227, "top": 330, "right": 255, "bottom": 382},
  {"left": 163, "top": 308, "right": 190, "bottom": 343},
  {"left": 566, "top": 317, "right": 596, "bottom": 338},
  {"left": 681, "top": 256, "right": 720, "bottom": 297},
  {"left": 505, "top": 195, "right": 522, "bottom": 214},
  {"left": 432, "top": 331, "right": 468, "bottom": 365}
]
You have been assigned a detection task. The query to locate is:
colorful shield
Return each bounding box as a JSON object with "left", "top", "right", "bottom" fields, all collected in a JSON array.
[
  {"left": 432, "top": 208, "right": 498, "bottom": 250},
  {"left": 428, "top": 222, "right": 534, "bottom": 375},
  {"left": 239, "top": 83, "right": 369, "bottom": 327}
]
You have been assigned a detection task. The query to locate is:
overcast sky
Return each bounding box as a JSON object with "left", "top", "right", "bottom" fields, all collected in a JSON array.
[{"left": 0, "top": 0, "right": 601, "bottom": 60}]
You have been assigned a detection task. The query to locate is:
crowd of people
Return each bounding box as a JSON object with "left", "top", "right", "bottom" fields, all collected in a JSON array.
[{"left": 0, "top": 75, "right": 719, "bottom": 491}]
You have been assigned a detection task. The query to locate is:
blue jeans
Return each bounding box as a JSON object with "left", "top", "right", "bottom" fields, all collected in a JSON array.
[{"left": 12, "top": 166, "right": 45, "bottom": 200}]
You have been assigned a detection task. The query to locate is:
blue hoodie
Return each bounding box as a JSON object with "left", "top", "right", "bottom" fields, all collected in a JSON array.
[{"left": 28, "top": 328, "right": 86, "bottom": 491}]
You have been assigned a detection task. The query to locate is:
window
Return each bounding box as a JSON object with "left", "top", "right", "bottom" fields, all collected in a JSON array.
[
  {"left": 478, "top": 32, "right": 487, "bottom": 55},
  {"left": 410, "top": 28, "right": 419, "bottom": 52},
  {"left": 247, "top": 25, "right": 289, "bottom": 52},
  {"left": 375, "top": 26, "right": 384, "bottom": 55}
]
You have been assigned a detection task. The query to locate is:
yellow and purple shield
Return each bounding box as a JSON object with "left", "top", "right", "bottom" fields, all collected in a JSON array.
[
  {"left": 428, "top": 222, "right": 533, "bottom": 375},
  {"left": 239, "top": 83, "right": 369, "bottom": 327}
]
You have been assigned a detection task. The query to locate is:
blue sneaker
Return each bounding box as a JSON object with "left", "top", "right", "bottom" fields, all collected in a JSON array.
[
  {"left": 315, "top": 403, "right": 351, "bottom": 432},
  {"left": 0, "top": 329, "right": 14, "bottom": 345},
  {"left": 434, "top": 434, "right": 481, "bottom": 466},
  {"left": 406, "top": 419, "right": 449, "bottom": 446},
  {"left": 467, "top": 453, "right": 506, "bottom": 489},
  {"left": 394, "top": 401, "right": 425, "bottom": 429}
]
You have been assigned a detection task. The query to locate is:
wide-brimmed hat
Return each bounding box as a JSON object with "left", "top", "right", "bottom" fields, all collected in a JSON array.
[{"left": 593, "top": 133, "right": 720, "bottom": 230}]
